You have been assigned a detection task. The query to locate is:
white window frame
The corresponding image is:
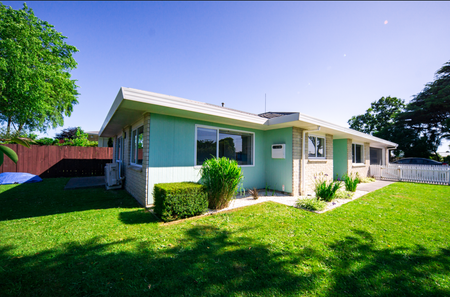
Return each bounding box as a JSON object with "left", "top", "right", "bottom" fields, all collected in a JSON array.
[
  {"left": 194, "top": 124, "right": 255, "bottom": 167},
  {"left": 352, "top": 142, "right": 365, "bottom": 165},
  {"left": 130, "top": 125, "right": 144, "bottom": 166},
  {"left": 308, "top": 134, "right": 326, "bottom": 159},
  {"left": 115, "top": 135, "right": 124, "bottom": 177}
]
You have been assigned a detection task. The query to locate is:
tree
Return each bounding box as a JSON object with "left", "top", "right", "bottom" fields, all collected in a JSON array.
[
  {"left": 347, "top": 96, "right": 434, "bottom": 157},
  {"left": 348, "top": 96, "right": 406, "bottom": 136},
  {"left": 0, "top": 3, "right": 79, "bottom": 134},
  {"left": 54, "top": 127, "right": 97, "bottom": 147},
  {"left": 398, "top": 60, "right": 450, "bottom": 154},
  {"left": 55, "top": 127, "right": 79, "bottom": 140}
]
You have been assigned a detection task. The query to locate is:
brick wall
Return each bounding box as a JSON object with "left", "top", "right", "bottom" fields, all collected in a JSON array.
[
  {"left": 301, "top": 133, "right": 334, "bottom": 195},
  {"left": 347, "top": 140, "right": 370, "bottom": 178},
  {"left": 123, "top": 113, "right": 151, "bottom": 207},
  {"left": 292, "top": 127, "right": 302, "bottom": 196}
]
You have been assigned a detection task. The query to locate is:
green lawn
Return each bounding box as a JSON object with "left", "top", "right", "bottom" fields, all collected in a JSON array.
[{"left": 1, "top": 178, "right": 449, "bottom": 296}]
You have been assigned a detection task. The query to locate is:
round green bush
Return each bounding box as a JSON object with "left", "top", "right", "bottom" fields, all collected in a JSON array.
[{"left": 200, "top": 157, "right": 243, "bottom": 209}]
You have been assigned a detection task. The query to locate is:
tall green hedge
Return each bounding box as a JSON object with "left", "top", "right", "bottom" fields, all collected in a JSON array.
[{"left": 153, "top": 182, "right": 208, "bottom": 222}]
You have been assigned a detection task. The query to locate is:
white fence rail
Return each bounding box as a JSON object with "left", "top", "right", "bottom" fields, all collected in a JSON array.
[{"left": 370, "top": 164, "right": 450, "bottom": 185}]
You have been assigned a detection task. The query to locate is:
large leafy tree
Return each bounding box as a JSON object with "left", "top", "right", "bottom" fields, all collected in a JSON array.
[
  {"left": 347, "top": 96, "right": 435, "bottom": 157},
  {"left": 0, "top": 3, "right": 79, "bottom": 135},
  {"left": 398, "top": 60, "right": 450, "bottom": 152},
  {"left": 348, "top": 96, "right": 406, "bottom": 137}
]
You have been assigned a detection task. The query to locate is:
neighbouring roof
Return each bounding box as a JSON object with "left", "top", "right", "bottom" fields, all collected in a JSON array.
[
  {"left": 258, "top": 112, "right": 296, "bottom": 119},
  {"left": 99, "top": 87, "right": 398, "bottom": 148}
]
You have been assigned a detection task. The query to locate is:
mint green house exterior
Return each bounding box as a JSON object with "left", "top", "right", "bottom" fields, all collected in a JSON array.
[{"left": 99, "top": 88, "right": 397, "bottom": 207}]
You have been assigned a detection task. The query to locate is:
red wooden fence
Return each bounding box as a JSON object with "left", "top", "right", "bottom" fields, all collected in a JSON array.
[{"left": 0, "top": 144, "right": 113, "bottom": 178}]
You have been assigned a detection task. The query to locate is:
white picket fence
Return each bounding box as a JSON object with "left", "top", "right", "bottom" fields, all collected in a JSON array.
[{"left": 369, "top": 164, "right": 450, "bottom": 185}]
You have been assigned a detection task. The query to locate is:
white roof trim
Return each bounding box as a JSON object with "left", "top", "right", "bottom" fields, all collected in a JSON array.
[
  {"left": 99, "top": 87, "right": 398, "bottom": 147},
  {"left": 298, "top": 113, "right": 398, "bottom": 147}
]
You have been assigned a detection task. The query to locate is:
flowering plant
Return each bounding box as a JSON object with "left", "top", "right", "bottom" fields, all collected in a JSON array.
[{"left": 314, "top": 172, "right": 341, "bottom": 202}]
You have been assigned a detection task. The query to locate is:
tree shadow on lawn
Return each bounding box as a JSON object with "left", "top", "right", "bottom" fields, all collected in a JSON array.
[
  {"left": 0, "top": 226, "right": 449, "bottom": 296},
  {"left": 0, "top": 178, "right": 139, "bottom": 221}
]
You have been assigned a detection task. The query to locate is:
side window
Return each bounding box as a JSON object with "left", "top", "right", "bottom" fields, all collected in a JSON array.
[
  {"left": 352, "top": 144, "right": 363, "bottom": 163},
  {"left": 308, "top": 136, "right": 325, "bottom": 158},
  {"left": 130, "top": 126, "right": 144, "bottom": 165}
]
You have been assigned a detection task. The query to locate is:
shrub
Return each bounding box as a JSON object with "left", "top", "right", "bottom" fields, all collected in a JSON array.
[
  {"left": 153, "top": 182, "right": 208, "bottom": 222},
  {"left": 200, "top": 157, "right": 243, "bottom": 209},
  {"left": 296, "top": 197, "right": 327, "bottom": 211},
  {"left": 360, "top": 177, "right": 376, "bottom": 183},
  {"left": 314, "top": 172, "right": 341, "bottom": 202},
  {"left": 335, "top": 190, "right": 355, "bottom": 199},
  {"left": 343, "top": 173, "right": 360, "bottom": 192}
]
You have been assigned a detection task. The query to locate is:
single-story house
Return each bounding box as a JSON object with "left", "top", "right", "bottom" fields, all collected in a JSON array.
[{"left": 99, "top": 87, "right": 397, "bottom": 207}]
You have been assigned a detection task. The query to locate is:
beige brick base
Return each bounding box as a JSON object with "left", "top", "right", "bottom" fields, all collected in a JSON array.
[{"left": 123, "top": 113, "right": 151, "bottom": 207}]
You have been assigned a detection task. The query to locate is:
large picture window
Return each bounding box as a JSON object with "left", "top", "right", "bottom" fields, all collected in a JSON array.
[
  {"left": 352, "top": 143, "right": 363, "bottom": 164},
  {"left": 308, "top": 136, "right": 325, "bottom": 158},
  {"left": 131, "top": 126, "right": 144, "bottom": 165},
  {"left": 196, "top": 126, "right": 254, "bottom": 166}
]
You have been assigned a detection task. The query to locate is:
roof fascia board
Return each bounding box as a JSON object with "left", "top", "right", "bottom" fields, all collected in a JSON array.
[
  {"left": 263, "top": 111, "right": 397, "bottom": 147},
  {"left": 122, "top": 88, "right": 267, "bottom": 125},
  {"left": 99, "top": 88, "right": 125, "bottom": 137},
  {"left": 298, "top": 113, "right": 398, "bottom": 147}
]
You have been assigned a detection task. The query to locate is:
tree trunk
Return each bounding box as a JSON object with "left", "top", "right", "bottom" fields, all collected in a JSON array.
[{"left": 6, "top": 116, "right": 11, "bottom": 135}]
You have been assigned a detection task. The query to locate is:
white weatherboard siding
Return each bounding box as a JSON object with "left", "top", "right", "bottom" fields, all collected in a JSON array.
[{"left": 147, "top": 167, "right": 202, "bottom": 204}]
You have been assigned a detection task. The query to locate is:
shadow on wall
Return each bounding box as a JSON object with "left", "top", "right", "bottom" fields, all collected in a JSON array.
[
  {"left": 0, "top": 226, "right": 449, "bottom": 296},
  {"left": 0, "top": 178, "right": 138, "bottom": 221}
]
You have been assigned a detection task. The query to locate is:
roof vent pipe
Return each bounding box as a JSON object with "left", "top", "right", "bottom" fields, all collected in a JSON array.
[{"left": 301, "top": 126, "right": 321, "bottom": 196}]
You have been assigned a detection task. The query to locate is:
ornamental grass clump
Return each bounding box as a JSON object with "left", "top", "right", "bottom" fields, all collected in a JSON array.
[
  {"left": 314, "top": 172, "right": 341, "bottom": 202},
  {"left": 200, "top": 157, "right": 243, "bottom": 209},
  {"left": 296, "top": 197, "right": 327, "bottom": 211},
  {"left": 343, "top": 173, "right": 361, "bottom": 192}
]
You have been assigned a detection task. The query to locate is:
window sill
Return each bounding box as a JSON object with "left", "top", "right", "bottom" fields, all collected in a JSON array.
[
  {"left": 308, "top": 159, "right": 327, "bottom": 164},
  {"left": 127, "top": 164, "right": 143, "bottom": 172},
  {"left": 352, "top": 163, "right": 366, "bottom": 168}
]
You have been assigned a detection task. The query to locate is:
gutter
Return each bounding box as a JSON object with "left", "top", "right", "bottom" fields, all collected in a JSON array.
[{"left": 301, "top": 126, "right": 321, "bottom": 196}]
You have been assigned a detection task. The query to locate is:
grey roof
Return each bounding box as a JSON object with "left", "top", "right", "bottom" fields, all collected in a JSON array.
[{"left": 258, "top": 112, "right": 296, "bottom": 119}]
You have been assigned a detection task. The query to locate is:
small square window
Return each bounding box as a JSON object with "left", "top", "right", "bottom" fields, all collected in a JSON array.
[{"left": 308, "top": 136, "right": 326, "bottom": 158}]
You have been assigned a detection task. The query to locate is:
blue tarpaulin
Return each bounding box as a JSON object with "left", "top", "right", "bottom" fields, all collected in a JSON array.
[{"left": 0, "top": 172, "right": 43, "bottom": 185}]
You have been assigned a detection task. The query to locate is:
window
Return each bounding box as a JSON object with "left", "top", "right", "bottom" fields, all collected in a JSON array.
[
  {"left": 116, "top": 136, "right": 122, "bottom": 161},
  {"left": 308, "top": 136, "right": 325, "bottom": 158},
  {"left": 196, "top": 126, "right": 254, "bottom": 166},
  {"left": 352, "top": 143, "right": 363, "bottom": 164},
  {"left": 130, "top": 126, "right": 144, "bottom": 165}
]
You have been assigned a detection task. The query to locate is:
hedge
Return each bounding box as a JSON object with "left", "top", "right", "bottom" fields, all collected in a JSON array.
[{"left": 153, "top": 182, "right": 208, "bottom": 222}]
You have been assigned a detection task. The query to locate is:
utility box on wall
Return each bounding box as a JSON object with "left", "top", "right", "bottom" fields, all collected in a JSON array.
[{"left": 271, "top": 144, "right": 285, "bottom": 159}]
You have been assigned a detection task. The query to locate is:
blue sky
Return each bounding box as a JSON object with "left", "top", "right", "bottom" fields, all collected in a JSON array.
[{"left": 3, "top": 1, "right": 450, "bottom": 151}]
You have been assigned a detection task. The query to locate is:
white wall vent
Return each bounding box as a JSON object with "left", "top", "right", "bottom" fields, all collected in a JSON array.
[{"left": 271, "top": 144, "right": 285, "bottom": 159}]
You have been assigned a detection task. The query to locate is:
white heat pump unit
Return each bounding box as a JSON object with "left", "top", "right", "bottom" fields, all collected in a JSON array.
[
  {"left": 271, "top": 144, "right": 286, "bottom": 159},
  {"left": 105, "top": 163, "right": 122, "bottom": 190}
]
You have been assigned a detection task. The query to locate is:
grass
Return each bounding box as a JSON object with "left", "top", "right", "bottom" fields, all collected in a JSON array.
[{"left": 1, "top": 178, "right": 450, "bottom": 296}]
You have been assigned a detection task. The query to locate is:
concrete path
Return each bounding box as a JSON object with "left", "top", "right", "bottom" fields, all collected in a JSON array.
[
  {"left": 64, "top": 176, "right": 105, "bottom": 190},
  {"left": 208, "top": 180, "right": 396, "bottom": 214},
  {"left": 357, "top": 180, "right": 395, "bottom": 192}
]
